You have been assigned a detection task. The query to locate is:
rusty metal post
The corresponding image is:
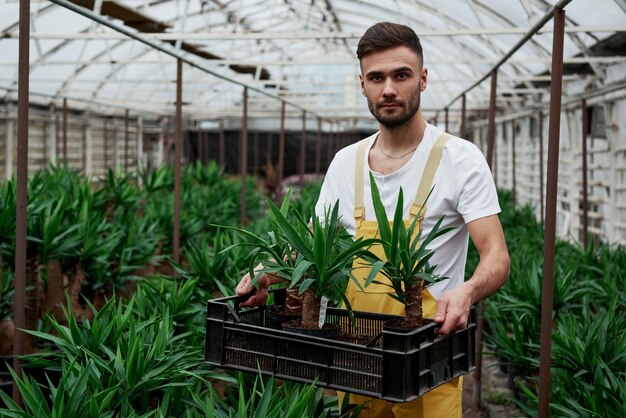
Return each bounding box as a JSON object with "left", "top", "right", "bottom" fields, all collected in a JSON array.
[
  {"left": 13, "top": 0, "right": 30, "bottom": 402},
  {"left": 219, "top": 120, "right": 225, "bottom": 167},
  {"left": 539, "top": 113, "right": 544, "bottom": 222},
  {"left": 63, "top": 97, "right": 68, "bottom": 166},
  {"left": 581, "top": 99, "right": 589, "bottom": 248},
  {"left": 278, "top": 102, "right": 286, "bottom": 185},
  {"left": 512, "top": 120, "right": 516, "bottom": 202},
  {"left": 253, "top": 131, "right": 259, "bottom": 176},
  {"left": 460, "top": 93, "right": 466, "bottom": 138},
  {"left": 474, "top": 68, "right": 498, "bottom": 411},
  {"left": 267, "top": 132, "right": 273, "bottom": 166},
  {"left": 124, "top": 109, "right": 129, "bottom": 171},
  {"left": 538, "top": 8, "right": 565, "bottom": 418},
  {"left": 184, "top": 130, "right": 191, "bottom": 165},
  {"left": 198, "top": 130, "right": 204, "bottom": 165},
  {"left": 173, "top": 59, "right": 183, "bottom": 265},
  {"left": 103, "top": 119, "right": 108, "bottom": 170},
  {"left": 445, "top": 107, "right": 449, "bottom": 132},
  {"left": 486, "top": 71, "right": 497, "bottom": 168},
  {"left": 315, "top": 118, "right": 322, "bottom": 176},
  {"left": 240, "top": 87, "right": 249, "bottom": 224},
  {"left": 300, "top": 111, "right": 306, "bottom": 181},
  {"left": 326, "top": 125, "right": 333, "bottom": 167}
]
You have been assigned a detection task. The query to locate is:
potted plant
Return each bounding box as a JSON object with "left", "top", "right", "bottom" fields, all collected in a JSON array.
[
  {"left": 225, "top": 190, "right": 379, "bottom": 336},
  {"left": 365, "top": 172, "right": 452, "bottom": 330},
  {"left": 263, "top": 197, "right": 379, "bottom": 336}
]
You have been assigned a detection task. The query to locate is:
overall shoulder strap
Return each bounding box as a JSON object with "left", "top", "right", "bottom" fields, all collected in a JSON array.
[
  {"left": 354, "top": 138, "right": 371, "bottom": 222},
  {"left": 410, "top": 132, "right": 454, "bottom": 219}
]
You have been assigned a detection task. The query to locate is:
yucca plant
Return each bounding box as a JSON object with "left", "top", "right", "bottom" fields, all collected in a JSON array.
[
  {"left": 263, "top": 198, "right": 379, "bottom": 329},
  {"left": 0, "top": 293, "right": 224, "bottom": 417},
  {"left": 366, "top": 173, "right": 452, "bottom": 326}
]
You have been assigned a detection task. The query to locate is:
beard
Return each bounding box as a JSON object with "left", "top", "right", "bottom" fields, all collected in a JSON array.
[{"left": 367, "top": 87, "right": 421, "bottom": 128}]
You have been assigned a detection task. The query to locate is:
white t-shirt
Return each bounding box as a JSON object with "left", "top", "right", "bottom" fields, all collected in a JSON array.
[{"left": 314, "top": 123, "right": 500, "bottom": 299}]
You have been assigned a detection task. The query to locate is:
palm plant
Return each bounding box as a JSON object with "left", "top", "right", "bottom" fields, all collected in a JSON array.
[
  {"left": 263, "top": 198, "right": 378, "bottom": 329},
  {"left": 366, "top": 172, "right": 452, "bottom": 326}
]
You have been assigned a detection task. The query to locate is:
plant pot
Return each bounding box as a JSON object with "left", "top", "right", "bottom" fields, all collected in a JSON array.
[
  {"left": 267, "top": 305, "right": 300, "bottom": 330},
  {"left": 383, "top": 318, "right": 424, "bottom": 333},
  {"left": 282, "top": 319, "right": 340, "bottom": 339}
]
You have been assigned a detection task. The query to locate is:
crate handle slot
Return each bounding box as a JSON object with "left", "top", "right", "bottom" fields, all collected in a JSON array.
[
  {"left": 366, "top": 332, "right": 383, "bottom": 348},
  {"left": 226, "top": 302, "right": 242, "bottom": 323}
]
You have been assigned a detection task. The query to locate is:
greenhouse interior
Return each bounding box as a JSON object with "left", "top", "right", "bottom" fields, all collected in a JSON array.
[{"left": 1, "top": 0, "right": 625, "bottom": 416}]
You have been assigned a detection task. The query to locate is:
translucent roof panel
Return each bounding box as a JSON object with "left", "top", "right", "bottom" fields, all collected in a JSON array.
[{"left": 0, "top": 0, "right": 624, "bottom": 125}]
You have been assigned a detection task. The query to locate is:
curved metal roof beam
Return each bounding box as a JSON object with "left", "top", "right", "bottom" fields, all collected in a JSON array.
[
  {"left": 51, "top": 3, "right": 283, "bottom": 103},
  {"left": 534, "top": 0, "right": 604, "bottom": 80},
  {"left": 471, "top": 0, "right": 552, "bottom": 105},
  {"left": 332, "top": 0, "right": 498, "bottom": 83}
]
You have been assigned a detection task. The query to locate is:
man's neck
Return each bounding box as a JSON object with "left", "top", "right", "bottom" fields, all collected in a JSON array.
[{"left": 378, "top": 114, "right": 427, "bottom": 153}]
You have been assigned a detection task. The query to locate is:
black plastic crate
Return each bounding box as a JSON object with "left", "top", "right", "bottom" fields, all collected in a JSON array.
[{"left": 205, "top": 288, "right": 476, "bottom": 402}]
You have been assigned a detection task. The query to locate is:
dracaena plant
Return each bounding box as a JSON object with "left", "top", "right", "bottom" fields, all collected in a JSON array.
[
  {"left": 366, "top": 172, "right": 453, "bottom": 326},
  {"left": 264, "top": 197, "right": 379, "bottom": 329}
]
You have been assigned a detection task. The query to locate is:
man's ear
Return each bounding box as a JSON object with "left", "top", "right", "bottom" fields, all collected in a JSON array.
[
  {"left": 359, "top": 74, "right": 366, "bottom": 95},
  {"left": 420, "top": 67, "right": 428, "bottom": 91}
]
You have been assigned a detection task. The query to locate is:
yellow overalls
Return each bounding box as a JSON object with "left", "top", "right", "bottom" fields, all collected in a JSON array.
[{"left": 340, "top": 132, "right": 462, "bottom": 418}]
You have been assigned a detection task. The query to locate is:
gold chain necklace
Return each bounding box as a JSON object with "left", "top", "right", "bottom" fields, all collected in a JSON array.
[{"left": 378, "top": 137, "right": 417, "bottom": 159}]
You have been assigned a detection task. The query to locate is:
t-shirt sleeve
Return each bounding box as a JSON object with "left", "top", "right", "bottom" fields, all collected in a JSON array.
[{"left": 453, "top": 142, "right": 501, "bottom": 224}]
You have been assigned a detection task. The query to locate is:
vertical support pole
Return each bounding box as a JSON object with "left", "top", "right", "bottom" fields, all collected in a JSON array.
[
  {"left": 199, "top": 130, "right": 205, "bottom": 165},
  {"left": 266, "top": 132, "right": 273, "bottom": 166},
  {"left": 157, "top": 120, "right": 165, "bottom": 167},
  {"left": 13, "top": 0, "right": 30, "bottom": 401},
  {"left": 219, "top": 120, "right": 225, "bottom": 167},
  {"left": 5, "top": 120, "right": 14, "bottom": 180},
  {"left": 136, "top": 116, "right": 143, "bottom": 173},
  {"left": 85, "top": 114, "right": 92, "bottom": 175},
  {"left": 538, "top": 8, "right": 565, "bottom": 418},
  {"left": 326, "top": 124, "right": 333, "bottom": 168},
  {"left": 278, "top": 102, "right": 286, "bottom": 185},
  {"left": 48, "top": 108, "right": 56, "bottom": 165},
  {"left": 474, "top": 68, "right": 498, "bottom": 411},
  {"left": 460, "top": 93, "right": 466, "bottom": 138},
  {"left": 253, "top": 131, "right": 259, "bottom": 176},
  {"left": 63, "top": 98, "right": 68, "bottom": 166},
  {"left": 240, "top": 87, "right": 248, "bottom": 224},
  {"left": 539, "top": 113, "right": 544, "bottom": 222},
  {"left": 445, "top": 107, "right": 449, "bottom": 132},
  {"left": 124, "top": 109, "right": 129, "bottom": 171},
  {"left": 300, "top": 111, "right": 306, "bottom": 180},
  {"left": 315, "top": 117, "right": 322, "bottom": 176},
  {"left": 581, "top": 99, "right": 589, "bottom": 248},
  {"left": 113, "top": 117, "right": 119, "bottom": 171},
  {"left": 103, "top": 119, "right": 109, "bottom": 171},
  {"left": 486, "top": 70, "right": 498, "bottom": 169},
  {"left": 173, "top": 59, "right": 182, "bottom": 265},
  {"left": 512, "top": 120, "right": 516, "bottom": 202}
]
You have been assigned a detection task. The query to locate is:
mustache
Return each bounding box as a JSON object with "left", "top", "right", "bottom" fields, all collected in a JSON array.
[{"left": 378, "top": 98, "right": 402, "bottom": 106}]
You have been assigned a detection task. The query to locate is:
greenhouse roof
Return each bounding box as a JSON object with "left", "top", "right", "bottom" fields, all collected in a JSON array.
[{"left": 1, "top": 0, "right": 625, "bottom": 126}]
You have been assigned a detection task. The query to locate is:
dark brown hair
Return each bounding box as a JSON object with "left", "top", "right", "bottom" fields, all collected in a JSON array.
[{"left": 357, "top": 22, "right": 423, "bottom": 64}]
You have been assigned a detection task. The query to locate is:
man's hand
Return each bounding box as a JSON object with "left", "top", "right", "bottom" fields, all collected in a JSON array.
[
  {"left": 435, "top": 214, "right": 510, "bottom": 335},
  {"left": 235, "top": 265, "right": 283, "bottom": 307},
  {"left": 434, "top": 282, "right": 474, "bottom": 334}
]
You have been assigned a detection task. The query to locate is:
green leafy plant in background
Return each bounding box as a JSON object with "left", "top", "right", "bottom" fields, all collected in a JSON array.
[
  {"left": 0, "top": 286, "right": 226, "bottom": 417},
  {"left": 367, "top": 173, "right": 452, "bottom": 326},
  {"left": 474, "top": 190, "right": 626, "bottom": 416}
]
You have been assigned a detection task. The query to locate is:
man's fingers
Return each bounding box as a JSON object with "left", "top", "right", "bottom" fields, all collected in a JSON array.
[
  {"left": 438, "top": 310, "right": 468, "bottom": 335},
  {"left": 239, "top": 289, "right": 268, "bottom": 307},
  {"left": 434, "top": 297, "right": 448, "bottom": 324}
]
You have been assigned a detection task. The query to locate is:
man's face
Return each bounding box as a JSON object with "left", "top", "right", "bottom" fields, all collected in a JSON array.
[{"left": 359, "top": 46, "right": 427, "bottom": 128}]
